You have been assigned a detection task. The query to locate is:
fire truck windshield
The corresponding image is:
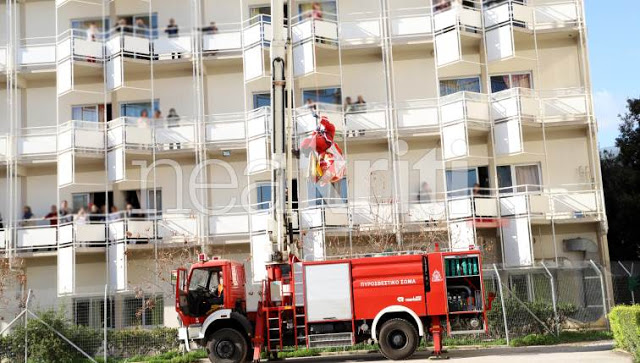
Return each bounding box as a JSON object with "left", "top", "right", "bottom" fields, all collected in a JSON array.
[{"left": 189, "top": 267, "right": 223, "bottom": 293}]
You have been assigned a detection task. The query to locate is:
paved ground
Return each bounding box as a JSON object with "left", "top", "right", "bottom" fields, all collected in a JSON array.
[{"left": 280, "top": 342, "right": 632, "bottom": 363}]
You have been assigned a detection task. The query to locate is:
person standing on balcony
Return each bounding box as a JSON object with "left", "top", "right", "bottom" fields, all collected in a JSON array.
[
  {"left": 167, "top": 108, "right": 181, "bottom": 150},
  {"left": 154, "top": 109, "right": 163, "bottom": 121},
  {"left": 108, "top": 205, "right": 120, "bottom": 222},
  {"left": 419, "top": 182, "right": 433, "bottom": 203},
  {"left": 87, "top": 22, "right": 98, "bottom": 42},
  {"left": 343, "top": 96, "right": 353, "bottom": 113},
  {"left": 115, "top": 18, "right": 132, "bottom": 35},
  {"left": 135, "top": 18, "right": 148, "bottom": 37},
  {"left": 21, "top": 206, "right": 34, "bottom": 226},
  {"left": 75, "top": 208, "right": 87, "bottom": 225},
  {"left": 137, "top": 109, "right": 150, "bottom": 128},
  {"left": 310, "top": 2, "right": 323, "bottom": 20},
  {"left": 202, "top": 22, "right": 219, "bottom": 35},
  {"left": 44, "top": 205, "right": 58, "bottom": 226},
  {"left": 164, "top": 18, "right": 179, "bottom": 38},
  {"left": 355, "top": 95, "right": 367, "bottom": 111},
  {"left": 59, "top": 200, "right": 72, "bottom": 223}
]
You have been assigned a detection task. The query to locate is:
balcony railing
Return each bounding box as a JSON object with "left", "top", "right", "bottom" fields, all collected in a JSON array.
[
  {"left": 58, "top": 120, "right": 105, "bottom": 153},
  {"left": 433, "top": 0, "right": 483, "bottom": 33},
  {"left": 202, "top": 22, "right": 242, "bottom": 54},
  {"left": 243, "top": 14, "right": 274, "bottom": 48},
  {"left": 0, "top": 134, "right": 9, "bottom": 160},
  {"left": 292, "top": 12, "right": 339, "bottom": 45},
  {"left": 19, "top": 36, "right": 57, "bottom": 67},
  {"left": 396, "top": 99, "right": 439, "bottom": 131},
  {"left": 17, "top": 126, "right": 58, "bottom": 157},
  {"left": 390, "top": 7, "right": 433, "bottom": 38},
  {"left": 340, "top": 12, "right": 382, "bottom": 46},
  {"left": 440, "top": 91, "right": 491, "bottom": 126},
  {"left": 205, "top": 112, "right": 246, "bottom": 145}
]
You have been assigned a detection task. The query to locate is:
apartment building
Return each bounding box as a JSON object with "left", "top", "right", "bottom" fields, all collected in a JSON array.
[{"left": 0, "top": 0, "right": 609, "bottom": 330}]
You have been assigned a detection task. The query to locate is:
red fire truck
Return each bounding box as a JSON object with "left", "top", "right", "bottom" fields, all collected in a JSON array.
[{"left": 174, "top": 248, "right": 487, "bottom": 362}]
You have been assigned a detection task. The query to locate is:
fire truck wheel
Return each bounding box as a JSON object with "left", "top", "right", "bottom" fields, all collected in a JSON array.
[
  {"left": 378, "top": 318, "right": 419, "bottom": 361},
  {"left": 206, "top": 328, "right": 248, "bottom": 363}
]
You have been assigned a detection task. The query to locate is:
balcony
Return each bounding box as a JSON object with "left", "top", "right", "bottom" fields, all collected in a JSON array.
[
  {"left": 16, "top": 221, "right": 58, "bottom": 252},
  {"left": 389, "top": 7, "right": 433, "bottom": 42},
  {"left": 540, "top": 88, "right": 589, "bottom": 125},
  {"left": 107, "top": 117, "right": 154, "bottom": 150},
  {"left": 205, "top": 112, "right": 246, "bottom": 149},
  {"left": 340, "top": 12, "right": 382, "bottom": 47},
  {"left": 292, "top": 12, "right": 339, "bottom": 45},
  {"left": 345, "top": 103, "right": 389, "bottom": 139},
  {"left": 57, "top": 29, "right": 104, "bottom": 63},
  {"left": 246, "top": 107, "right": 272, "bottom": 174},
  {"left": 396, "top": 99, "right": 439, "bottom": 135},
  {"left": 57, "top": 120, "right": 105, "bottom": 154},
  {"left": 440, "top": 91, "right": 490, "bottom": 160},
  {"left": 19, "top": 37, "right": 57, "bottom": 70},
  {"left": 209, "top": 206, "right": 270, "bottom": 239},
  {"left": 243, "top": 15, "right": 280, "bottom": 82},
  {"left": 433, "top": 1, "right": 482, "bottom": 67},
  {"left": 157, "top": 210, "right": 199, "bottom": 244},
  {"left": 202, "top": 23, "right": 242, "bottom": 55},
  {"left": 0, "top": 44, "right": 6, "bottom": 72},
  {"left": 153, "top": 33, "right": 192, "bottom": 61},
  {"left": 58, "top": 219, "right": 107, "bottom": 248},
  {"left": 296, "top": 103, "right": 343, "bottom": 135},
  {"left": 105, "top": 29, "right": 151, "bottom": 59},
  {"left": 154, "top": 118, "right": 197, "bottom": 153},
  {"left": 17, "top": 126, "right": 58, "bottom": 161}
]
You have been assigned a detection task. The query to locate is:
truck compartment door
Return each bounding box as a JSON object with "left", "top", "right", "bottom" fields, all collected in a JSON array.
[{"left": 304, "top": 263, "right": 353, "bottom": 322}]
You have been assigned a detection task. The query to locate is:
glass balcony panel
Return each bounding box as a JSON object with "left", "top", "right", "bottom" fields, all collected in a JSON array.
[
  {"left": 501, "top": 216, "right": 533, "bottom": 267},
  {"left": 17, "top": 224, "right": 57, "bottom": 249},
  {"left": 535, "top": 1, "right": 579, "bottom": 30},
  {"left": 20, "top": 37, "right": 56, "bottom": 66},
  {"left": 449, "top": 220, "right": 475, "bottom": 251},
  {"left": 397, "top": 99, "right": 439, "bottom": 129},
  {"left": 448, "top": 197, "right": 473, "bottom": 219},
  {"left": 154, "top": 34, "right": 192, "bottom": 59},
  {"left": 499, "top": 194, "right": 528, "bottom": 216},
  {"left": 406, "top": 201, "right": 446, "bottom": 222},
  {"left": 209, "top": 213, "right": 250, "bottom": 235},
  {"left": 494, "top": 119, "right": 522, "bottom": 155},
  {"left": 58, "top": 246, "right": 74, "bottom": 295},
  {"left": 18, "top": 127, "right": 57, "bottom": 156},
  {"left": 155, "top": 118, "right": 196, "bottom": 148},
  {"left": 474, "top": 196, "right": 498, "bottom": 217},
  {"left": 206, "top": 113, "right": 246, "bottom": 143}
]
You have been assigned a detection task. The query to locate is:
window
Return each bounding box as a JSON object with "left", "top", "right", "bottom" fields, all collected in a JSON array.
[
  {"left": 253, "top": 93, "right": 271, "bottom": 109},
  {"left": 72, "top": 193, "right": 90, "bottom": 212},
  {"left": 122, "top": 294, "right": 164, "bottom": 327},
  {"left": 114, "top": 13, "right": 159, "bottom": 37},
  {"left": 439, "top": 77, "right": 481, "bottom": 96},
  {"left": 72, "top": 105, "right": 99, "bottom": 122},
  {"left": 302, "top": 87, "right": 342, "bottom": 105},
  {"left": 257, "top": 183, "right": 272, "bottom": 210},
  {"left": 446, "top": 166, "right": 489, "bottom": 197},
  {"left": 490, "top": 73, "right": 532, "bottom": 93},
  {"left": 497, "top": 164, "right": 541, "bottom": 193},
  {"left": 120, "top": 100, "right": 160, "bottom": 118},
  {"left": 73, "top": 297, "right": 114, "bottom": 329},
  {"left": 71, "top": 18, "right": 110, "bottom": 37},
  {"left": 146, "top": 190, "right": 162, "bottom": 213}
]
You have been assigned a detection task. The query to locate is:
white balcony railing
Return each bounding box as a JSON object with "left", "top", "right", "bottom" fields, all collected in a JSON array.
[
  {"left": 390, "top": 8, "right": 433, "bottom": 38},
  {"left": 57, "top": 29, "right": 103, "bottom": 62},
  {"left": 17, "top": 126, "right": 58, "bottom": 157},
  {"left": 440, "top": 91, "right": 491, "bottom": 126},
  {"left": 16, "top": 221, "right": 58, "bottom": 250},
  {"left": 535, "top": 0, "right": 580, "bottom": 30},
  {"left": 340, "top": 12, "right": 382, "bottom": 45},
  {"left": 57, "top": 120, "right": 105, "bottom": 152},
  {"left": 396, "top": 99, "right": 439, "bottom": 130},
  {"left": 243, "top": 15, "right": 273, "bottom": 48},
  {"left": 345, "top": 102, "right": 388, "bottom": 134},
  {"left": 58, "top": 220, "right": 107, "bottom": 246},
  {"left": 205, "top": 112, "right": 246, "bottom": 144},
  {"left": 19, "top": 37, "right": 57, "bottom": 66},
  {"left": 154, "top": 118, "right": 197, "bottom": 149},
  {"left": 0, "top": 134, "right": 9, "bottom": 160},
  {"left": 491, "top": 87, "right": 539, "bottom": 121},
  {"left": 295, "top": 103, "right": 343, "bottom": 135},
  {"left": 154, "top": 33, "right": 192, "bottom": 59},
  {"left": 433, "top": 0, "right": 483, "bottom": 33},
  {"left": 107, "top": 117, "right": 154, "bottom": 148},
  {"left": 202, "top": 23, "right": 242, "bottom": 53},
  {"left": 292, "top": 12, "right": 339, "bottom": 44}
]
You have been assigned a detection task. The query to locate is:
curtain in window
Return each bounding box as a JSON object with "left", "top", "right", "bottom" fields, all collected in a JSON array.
[
  {"left": 511, "top": 74, "right": 531, "bottom": 89},
  {"left": 515, "top": 165, "right": 540, "bottom": 192},
  {"left": 440, "top": 78, "right": 481, "bottom": 96}
]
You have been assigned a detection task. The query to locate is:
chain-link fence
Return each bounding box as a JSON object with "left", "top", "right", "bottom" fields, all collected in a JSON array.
[
  {"left": 0, "top": 260, "right": 613, "bottom": 362},
  {"left": 608, "top": 261, "right": 640, "bottom": 306}
]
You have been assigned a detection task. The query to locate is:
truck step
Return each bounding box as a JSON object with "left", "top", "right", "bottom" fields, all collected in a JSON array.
[{"left": 308, "top": 333, "right": 353, "bottom": 349}]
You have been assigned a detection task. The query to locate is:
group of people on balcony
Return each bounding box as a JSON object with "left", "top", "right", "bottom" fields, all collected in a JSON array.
[
  {"left": 343, "top": 95, "right": 367, "bottom": 113},
  {"left": 17, "top": 201, "right": 146, "bottom": 227}
]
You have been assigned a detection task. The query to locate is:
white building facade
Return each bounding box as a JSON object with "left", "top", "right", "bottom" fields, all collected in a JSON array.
[{"left": 0, "top": 0, "right": 610, "bottom": 330}]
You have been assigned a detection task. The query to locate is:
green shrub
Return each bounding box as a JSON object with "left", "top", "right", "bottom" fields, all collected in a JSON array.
[
  {"left": 487, "top": 298, "right": 577, "bottom": 337},
  {"left": 0, "top": 308, "right": 180, "bottom": 361},
  {"left": 609, "top": 305, "right": 640, "bottom": 362}
]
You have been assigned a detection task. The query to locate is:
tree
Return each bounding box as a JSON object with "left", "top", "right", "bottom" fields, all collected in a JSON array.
[{"left": 601, "top": 98, "right": 640, "bottom": 260}]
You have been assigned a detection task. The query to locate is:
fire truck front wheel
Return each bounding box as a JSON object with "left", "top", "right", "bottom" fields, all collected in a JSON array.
[
  {"left": 378, "top": 318, "right": 419, "bottom": 361},
  {"left": 206, "top": 328, "right": 248, "bottom": 363}
]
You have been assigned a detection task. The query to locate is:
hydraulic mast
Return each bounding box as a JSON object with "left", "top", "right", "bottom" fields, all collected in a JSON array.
[{"left": 269, "top": 0, "right": 289, "bottom": 261}]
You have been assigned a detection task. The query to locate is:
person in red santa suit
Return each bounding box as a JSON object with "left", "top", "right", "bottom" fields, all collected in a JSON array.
[{"left": 300, "top": 116, "right": 346, "bottom": 186}]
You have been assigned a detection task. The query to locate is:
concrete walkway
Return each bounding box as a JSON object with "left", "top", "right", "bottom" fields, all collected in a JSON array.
[{"left": 269, "top": 341, "right": 633, "bottom": 363}]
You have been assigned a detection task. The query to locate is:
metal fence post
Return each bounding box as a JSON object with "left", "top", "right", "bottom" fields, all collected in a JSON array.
[
  {"left": 589, "top": 260, "right": 609, "bottom": 329},
  {"left": 493, "top": 264, "right": 509, "bottom": 345},
  {"left": 104, "top": 284, "right": 108, "bottom": 363},
  {"left": 541, "top": 262, "right": 558, "bottom": 335},
  {"left": 24, "top": 289, "right": 32, "bottom": 363}
]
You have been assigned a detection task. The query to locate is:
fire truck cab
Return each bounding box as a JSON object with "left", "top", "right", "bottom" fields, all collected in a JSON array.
[{"left": 174, "top": 250, "right": 488, "bottom": 363}]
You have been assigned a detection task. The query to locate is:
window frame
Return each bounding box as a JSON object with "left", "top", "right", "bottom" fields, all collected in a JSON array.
[
  {"left": 490, "top": 72, "right": 534, "bottom": 93},
  {"left": 301, "top": 86, "right": 342, "bottom": 106},
  {"left": 497, "top": 163, "right": 542, "bottom": 194},
  {"left": 256, "top": 182, "right": 272, "bottom": 210},
  {"left": 439, "top": 76, "right": 482, "bottom": 97},
  {"left": 73, "top": 296, "right": 115, "bottom": 329},
  {"left": 122, "top": 294, "right": 164, "bottom": 328}
]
